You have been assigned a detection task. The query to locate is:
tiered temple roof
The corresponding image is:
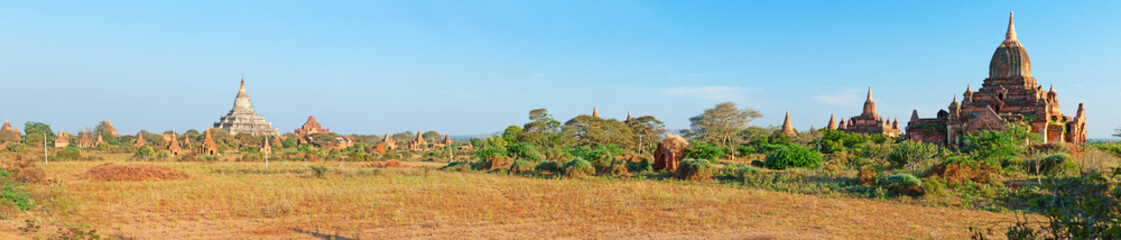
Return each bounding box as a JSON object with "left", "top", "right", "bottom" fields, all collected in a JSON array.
[
  {"left": 295, "top": 116, "right": 330, "bottom": 137},
  {"left": 837, "top": 87, "right": 901, "bottom": 137},
  {"left": 213, "top": 79, "right": 278, "bottom": 136}
]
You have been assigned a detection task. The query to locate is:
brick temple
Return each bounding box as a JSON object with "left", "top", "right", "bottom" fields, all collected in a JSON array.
[
  {"left": 829, "top": 88, "right": 902, "bottom": 137},
  {"left": 906, "top": 12, "right": 1087, "bottom": 147}
]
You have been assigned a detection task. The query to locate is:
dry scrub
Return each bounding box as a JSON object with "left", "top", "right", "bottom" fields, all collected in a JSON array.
[
  {"left": 5, "top": 158, "right": 1029, "bottom": 239},
  {"left": 81, "top": 163, "right": 188, "bottom": 182}
]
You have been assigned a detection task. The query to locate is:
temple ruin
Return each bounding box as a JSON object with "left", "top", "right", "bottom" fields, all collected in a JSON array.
[
  {"left": 906, "top": 12, "right": 1087, "bottom": 147},
  {"left": 834, "top": 88, "right": 901, "bottom": 137}
]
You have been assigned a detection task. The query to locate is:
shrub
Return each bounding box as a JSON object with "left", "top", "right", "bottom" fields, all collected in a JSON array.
[
  {"left": 763, "top": 145, "right": 822, "bottom": 170},
  {"left": 1026, "top": 153, "right": 1079, "bottom": 176},
  {"left": 887, "top": 140, "right": 938, "bottom": 170},
  {"left": 440, "top": 161, "right": 474, "bottom": 172},
  {"left": 473, "top": 147, "right": 507, "bottom": 161},
  {"left": 508, "top": 143, "right": 545, "bottom": 162},
  {"left": 509, "top": 159, "right": 535, "bottom": 174},
  {"left": 929, "top": 156, "right": 1003, "bottom": 185},
  {"left": 627, "top": 158, "right": 653, "bottom": 174},
  {"left": 857, "top": 167, "right": 879, "bottom": 186},
  {"left": 1091, "top": 142, "right": 1121, "bottom": 158},
  {"left": 603, "top": 160, "right": 631, "bottom": 178},
  {"left": 1005, "top": 169, "right": 1121, "bottom": 239},
  {"left": 480, "top": 155, "right": 512, "bottom": 171},
  {"left": 963, "top": 129, "right": 1022, "bottom": 161},
  {"left": 4, "top": 143, "right": 25, "bottom": 153},
  {"left": 132, "top": 146, "right": 154, "bottom": 160},
  {"left": 720, "top": 163, "right": 763, "bottom": 180},
  {"left": 0, "top": 170, "right": 34, "bottom": 211},
  {"left": 735, "top": 145, "right": 757, "bottom": 156},
  {"left": 563, "top": 157, "right": 594, "bottom": 178},
  {"left": 921, "top": 176, "right": 947, "bottom": 195},
  {"left": 569, "top": 145, "right": 624, "bottom": 166},
  {"left": 56, "top": 147, "right": 81, "bottom": 160},
  {"left": 534, "top": 161, "right": 562, "bottom": 174},
  {"left": 308, "top": 166, "right": 328, "bottom": 178},
  {"left": 674, "top": 158, "right": 714, "bottom": 181},
  {"left": 685, "top": 142, "right": 726, "bottom": 160}
]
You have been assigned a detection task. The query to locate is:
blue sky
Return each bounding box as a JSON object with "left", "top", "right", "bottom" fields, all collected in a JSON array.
[{"left": 1, "top": 1, "right": 1119, "bottom": 138}]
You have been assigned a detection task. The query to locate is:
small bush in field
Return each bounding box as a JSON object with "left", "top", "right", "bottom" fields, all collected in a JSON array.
[
  {"left": 720, "top": 163, "right": 762, "bottom": 180},
  {"left": 684, "top": 142, "right": 726, "bottom": 160},
  {"left": 887, "top": 140, "right": 938, "bottom": 170},
  {"left": 674, "top": 158, "right": 714, "bottom": 181},
  {"left": 1025, "top": 153, "right": 1079, "bottom": 176},
  {"left": 534, "top": 161, "right": 562, "bottom": 174},
  {"left": 440, "top": 161, "right": 474, "bottom": 172},
  {"left": 509, "top": 159, "right": 534, "bottom": 174},
  {"left": 308, "top": 166, "right": 328, "bottom": 178},
  {"left": 881, "top": 173, "right": 922, "bottom": 195},
  {"left": 763, "top": 145, "right": 822, "bottom": 170},
  {"left": 627, "top": 158, "right": 653, "bottom": 173},
  {"left": 564, "top": 157, "right": 594, "bottom": 178}
]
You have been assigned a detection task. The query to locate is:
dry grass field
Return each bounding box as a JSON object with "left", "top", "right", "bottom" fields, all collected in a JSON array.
[{"left": 0, "top": 156, "right": 1028, "bottom": 239}]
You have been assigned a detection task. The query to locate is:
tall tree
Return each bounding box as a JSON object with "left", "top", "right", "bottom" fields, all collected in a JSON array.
[
  {"left": 687, "top": 102, "right": 762, "bottom": 149},
  {"left": 391, "top": 131, "right": 414, "bottom": 142},
  {"left": 23, "top": 122, "right": 54, "bottom": 146},
  {"left": 564, "top": 115, "right": 635, "bottom": 148},
  {"left": 1114, "top": 125, "right": 1121, "bottom": 138},
  {"left": 524, "top": 108, "right": 561, "bottom": 133},
  {"left": 422, "top": 131, "right": 443, "bottom": 141},
  {"left": 94, "top": 121, "right": 119, "bottom": 145},
  {"left": 626, "top": 115, "right": 666, "bottom": 154},
  {"left": 520, "top": 108, "right": 571, "bottom": 148}
]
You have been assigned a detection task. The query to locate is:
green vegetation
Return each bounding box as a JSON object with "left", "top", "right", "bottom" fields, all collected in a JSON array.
[{"left": 763, "top": 145, "right": 822, "bottom": 170}]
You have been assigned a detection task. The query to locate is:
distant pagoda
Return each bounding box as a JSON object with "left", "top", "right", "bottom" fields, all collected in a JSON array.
[{"left": 213, "top": 79, "right": 278, "bottom": 136}]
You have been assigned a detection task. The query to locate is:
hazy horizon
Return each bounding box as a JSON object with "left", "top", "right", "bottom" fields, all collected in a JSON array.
[{"left": 1, "top": 1, "right": 1119, "bottom": 138}]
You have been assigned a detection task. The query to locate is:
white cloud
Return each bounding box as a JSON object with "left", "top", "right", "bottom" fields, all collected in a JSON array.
[
  {"left": 813, "top": 89, "right": 862, "bottom": 107},
  {"left": 661, "top": 86, "right": 756, "bottom": 101}
]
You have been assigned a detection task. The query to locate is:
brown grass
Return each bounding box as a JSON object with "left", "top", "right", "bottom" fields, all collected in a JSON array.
[
  {"left": 81, "top": 163, "right": 189, "bottom": 182},
  {"left": 3, "top": 157, "right": 1029, "bottom": 239},
  {"left": 364, "top": 160, "right": 416, "bottom": 169}
]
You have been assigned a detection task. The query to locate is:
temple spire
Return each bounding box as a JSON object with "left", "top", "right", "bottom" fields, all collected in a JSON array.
[
  {"left": 862, "top": 86, "right": 877, "bottom": 117},
  {"left": 592, "top": 107, "right": 599, "bottom": 118},
  {"left": 826, "top": 114, "right": 837, "bottom": 130},
  {"left": 1003, "top": 11, "right": 1020, "bottom": 46},
  {"left": 1006, "top": 12, "right": 1017, "bottom": 41},
  {"left": 781, "top": 112, "right": 796, "bottom": 136}
]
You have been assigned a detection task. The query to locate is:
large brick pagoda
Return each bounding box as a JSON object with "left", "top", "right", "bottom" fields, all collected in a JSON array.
[
  {"left": 213, "top": 79, "right": 279, "bottom": 136},
  {"left": 906, "top": 12, "right": 1087, "bottom": 147}
]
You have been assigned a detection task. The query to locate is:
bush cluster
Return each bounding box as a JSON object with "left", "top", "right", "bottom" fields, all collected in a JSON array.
[{"left": 763, "top": 145, "right": 822, "bottom": 170}]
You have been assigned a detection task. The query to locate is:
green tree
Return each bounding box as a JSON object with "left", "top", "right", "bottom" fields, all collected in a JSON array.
[
  {"left": 887, "top": 140, "right": 938, "bottom": 170},
  {"left": 626, "top": 115, "right": 666, "bottom": 155},
  {"left": 22, "top": 122, "right": 54, "bottom": 146},
  {"left": 422, "top": 131, "right": 443, "bottom": 141},
  {"left": 524, "top": 108, "right": 561, "bottom": 133},
  {"left": 502, "top": 125, "right": 522, "bottom": 145},
  {"left": 563, "top": 115, "right": 635, "bottom": 148},
  {"left": 687, "top": 102, "right": 762, "bottom": 150},
  {"left": 94, "top": 121, "right": 119, "bottom": 145},
  {"left": 391, "top": 131, "right": 414, "bottom": 142},
  {"left": 520, "top": 108, "right": 572, "bottom": 149}
]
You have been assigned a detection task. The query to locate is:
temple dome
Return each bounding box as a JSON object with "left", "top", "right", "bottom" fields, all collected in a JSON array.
[{"left": 989, "top": 12, "right": 1031, "bottom": 79}]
